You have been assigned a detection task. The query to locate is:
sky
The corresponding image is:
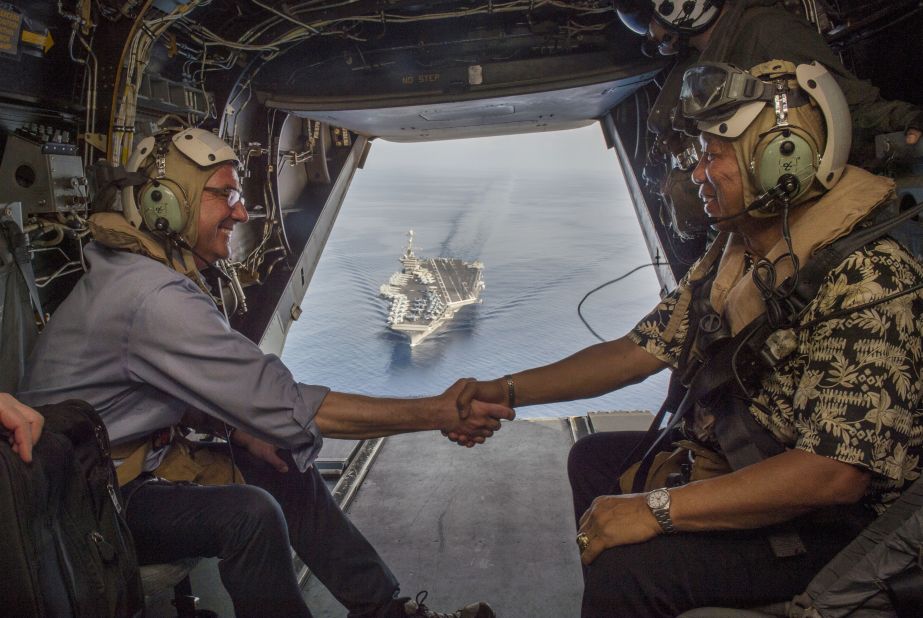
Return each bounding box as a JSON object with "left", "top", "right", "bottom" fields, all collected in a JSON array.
[{"left": 361, "top": 123, "right": 625, "bottom": 176}]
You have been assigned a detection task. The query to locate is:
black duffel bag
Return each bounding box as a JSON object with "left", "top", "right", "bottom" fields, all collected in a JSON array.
[{"left": 0, "top": 399, "right": 144, "bottom": 617}]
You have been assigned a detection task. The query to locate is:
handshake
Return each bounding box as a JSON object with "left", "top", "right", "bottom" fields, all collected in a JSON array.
[{"left": 439, "top": 377, "right": 517, "bottom": 448}]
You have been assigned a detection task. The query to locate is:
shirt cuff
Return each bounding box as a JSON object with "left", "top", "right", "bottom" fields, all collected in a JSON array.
[
  {"left": 794, "top": 432, "right": 902, "bottom": 483},
  {"left": 626, "top": 328, "right": 679, "bottom": 369},
  {"left": 290, "top": 383, "right": 329, "bottom": 472}
]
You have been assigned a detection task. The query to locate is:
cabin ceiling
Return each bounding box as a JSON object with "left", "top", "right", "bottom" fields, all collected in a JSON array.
[
  {"left": 162, "top": 0, "right": 662, "bottom": 140},
  {"left": 269, "top": 62, "right": 663, "bottom": 141}
]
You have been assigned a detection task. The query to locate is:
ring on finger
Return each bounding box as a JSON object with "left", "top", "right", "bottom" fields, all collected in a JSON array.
[{"left": 576, "top": 532, "right": 590, "bottom": 553}]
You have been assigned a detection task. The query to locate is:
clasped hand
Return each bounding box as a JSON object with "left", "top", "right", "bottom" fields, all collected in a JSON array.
[{"left": 441, "top": 379, "right": 515, "bottom": 447}]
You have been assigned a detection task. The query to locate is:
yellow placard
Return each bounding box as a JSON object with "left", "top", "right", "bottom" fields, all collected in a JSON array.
[
  {"left": 21, "top": 28, "right": 53, "bottom": 54},
  {"left": 0, "top": 4, "right": 22, "bottom": 56}
]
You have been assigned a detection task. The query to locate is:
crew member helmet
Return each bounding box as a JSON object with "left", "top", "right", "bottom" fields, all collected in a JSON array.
[
  {"left": 680, "top": 60, "right": 851, "bottom": 212},
  {"left": 122, "top": 128, "right": 239, "bottom": 246},
  {"left": 616, "top": 0, "right": 725, "bottom": 36}
]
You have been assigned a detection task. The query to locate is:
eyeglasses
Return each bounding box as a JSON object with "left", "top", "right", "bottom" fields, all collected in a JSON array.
[{"left": 202, "top": 186, "right": 245, "bottom": 209}]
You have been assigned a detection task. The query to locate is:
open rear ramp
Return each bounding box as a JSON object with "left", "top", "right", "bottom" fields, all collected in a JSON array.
[
  {"left": 151, "top": 416, "right": 654, "bottom": 616},
  {"left": 304, "top": 419, "right": 583, "bottom": 616}
]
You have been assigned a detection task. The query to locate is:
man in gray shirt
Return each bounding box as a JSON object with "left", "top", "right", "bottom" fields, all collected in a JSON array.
[{"left": 18, "top": 128, "right": 508, "bottom": 618}]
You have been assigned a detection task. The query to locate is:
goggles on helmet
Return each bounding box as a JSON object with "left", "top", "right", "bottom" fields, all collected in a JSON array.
[
  {"left": 680, "top": 63, "right": 774, "bottom": 122},
  {"left": 680, "top": 60, "right": 852, "bottom": 193},
  {"left": 680, "top": 62, "right": 815, "bottom": 138}
]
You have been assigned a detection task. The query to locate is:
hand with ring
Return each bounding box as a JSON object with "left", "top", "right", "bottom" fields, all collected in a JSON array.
[
  {"left": 576, "top": 532, "right": 590, "bottom": 554},
  {"left": 576, "top": 494, "right": 662, "bottom": 565}
]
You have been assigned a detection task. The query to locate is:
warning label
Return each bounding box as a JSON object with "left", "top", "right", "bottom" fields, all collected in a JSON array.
[{"left": 0, "top": 3, "right": 22, "bottom": 56}]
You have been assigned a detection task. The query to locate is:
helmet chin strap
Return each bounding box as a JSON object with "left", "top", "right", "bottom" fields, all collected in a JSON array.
[
  {"left": 657, "top": 31, "right": 688, "bottom": 56},
  {"left": 153, "top": 217, "right": 232, "bottom": 283},
  {"left": 153, "top": 217, "right": 247, "bottom": 318},
  {"left": 704, "top": 174, "right": 798, "bottom": 224},
  {"left": 641, "top": 37, "right": 661, "bottom": 58}
]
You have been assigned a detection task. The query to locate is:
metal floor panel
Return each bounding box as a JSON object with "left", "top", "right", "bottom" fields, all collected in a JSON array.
[
  {"left": 150, "top": 414, "right": 674, "bottom": 616},
  {"left": 304, "top": 419, "right": 583, "bottom": 617},
  {"left": 315, "top": 437, "right": 362, "bottom": 478},
  {"left": 588, "top": 410, "right": 654, "bottom": 433}
]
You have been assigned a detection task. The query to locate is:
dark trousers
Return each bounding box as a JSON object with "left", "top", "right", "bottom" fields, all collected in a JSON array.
[
  {"left": 124, "top": 448, "right": 399, "bottom": 618},
  {"left": 567, "top": 431, "right": 874, "bottom": 618}
]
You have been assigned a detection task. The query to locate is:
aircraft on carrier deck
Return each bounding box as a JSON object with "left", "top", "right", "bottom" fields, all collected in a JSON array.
[
  {"left": 379, "top": 230, "right": 485, "bottom": 346},
  {"left": 0, "top": 0, "right": 921, "bottom": 616}
]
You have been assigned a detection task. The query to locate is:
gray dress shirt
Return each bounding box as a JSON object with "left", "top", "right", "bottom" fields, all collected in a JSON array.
[{"left": 18, "top": 243, "right": 327, "bottom": 471}]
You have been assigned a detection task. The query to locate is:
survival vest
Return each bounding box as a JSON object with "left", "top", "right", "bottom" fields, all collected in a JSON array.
[{"left": 627, "top": 200, "right": 923, "bottom": 490}]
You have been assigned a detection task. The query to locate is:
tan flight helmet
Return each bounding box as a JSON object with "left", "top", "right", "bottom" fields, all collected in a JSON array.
[
  {"left": 680, "top": 59, "right": 851, "bottom": 217},
  {"left": 121, "top": 128, "right": 239, "bottom": 247}
]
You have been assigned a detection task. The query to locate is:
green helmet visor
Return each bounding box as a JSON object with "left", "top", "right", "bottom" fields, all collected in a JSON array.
[{"left": 680, "top": 63, "right": 770, "bottom": 121}]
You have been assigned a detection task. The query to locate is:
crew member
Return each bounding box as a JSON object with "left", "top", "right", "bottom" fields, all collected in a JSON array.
[
  {"left": 18, "top": 128, "right": 508, "bottom": 618},
  {"left": 453, "top": 60, "right": 923, "bottom": 616},
  {"left": 616, "top": 0, "right": 923, "bottom": 237}
]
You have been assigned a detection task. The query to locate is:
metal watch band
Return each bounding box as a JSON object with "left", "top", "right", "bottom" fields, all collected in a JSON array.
[
  {"left": 647, "top": 488, "right": 677, "bottom": 535},
  {"left": 652, "top": 507, "right": 676, "bottom": 535}
]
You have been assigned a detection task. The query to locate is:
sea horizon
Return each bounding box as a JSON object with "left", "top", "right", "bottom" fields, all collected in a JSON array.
[{"left": 282, "top": 162, "right": 671, "bottom": 419}]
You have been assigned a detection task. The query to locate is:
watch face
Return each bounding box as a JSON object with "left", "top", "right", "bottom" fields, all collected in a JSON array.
[{"left": 647, "top": 489, "right": 670, "bottom": 509}]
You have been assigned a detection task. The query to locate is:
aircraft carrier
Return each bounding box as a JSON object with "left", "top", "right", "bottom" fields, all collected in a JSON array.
[{"left": 379, "top": 231, "right": 484, "bottom": 346}]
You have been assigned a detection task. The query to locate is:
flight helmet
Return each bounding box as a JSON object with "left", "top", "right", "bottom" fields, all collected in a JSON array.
[
  {"left": 122, "top": 128, "right": 239, "bottom": 246},
  {"left": 680, "top": 59, "right": 851, "bottom": 215},
  {"left": 616, "top": 0, "right": 725, "bottom": 36}
]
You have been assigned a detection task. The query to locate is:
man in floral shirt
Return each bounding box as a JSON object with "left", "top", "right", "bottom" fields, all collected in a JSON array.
[
  {"left": 453, "top": 60, "right": 923, "bottom": 617},
  {"left": 630, "top": 235, "right": 923, "bottom": 517}
]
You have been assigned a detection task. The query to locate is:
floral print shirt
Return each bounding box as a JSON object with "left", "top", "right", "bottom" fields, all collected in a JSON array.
[{"left": 628, "top": 238, "right": 923, "bottom": 513}]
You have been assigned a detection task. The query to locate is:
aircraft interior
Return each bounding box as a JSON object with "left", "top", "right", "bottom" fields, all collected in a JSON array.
[{"left": 1, "top": 0, "right": 921, "bottom": 616}]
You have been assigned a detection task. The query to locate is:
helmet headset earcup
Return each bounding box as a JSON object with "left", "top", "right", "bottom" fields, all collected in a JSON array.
[
  {"left": 120, "top": 128, "right": 241, "bottom": 258},
  {"left": 123, "top": 132, "right": 193, "bottom": 236},
  {"left": 747, "top": 125, "right": 820, "bottom": 217},
  {"left": 136, "top": 178, "right": 190, "bottom": 233}
]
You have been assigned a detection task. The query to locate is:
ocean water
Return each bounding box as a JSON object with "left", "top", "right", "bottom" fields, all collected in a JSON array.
[{"left": 281, "top": 162, "right": 671, "bottom": 418}]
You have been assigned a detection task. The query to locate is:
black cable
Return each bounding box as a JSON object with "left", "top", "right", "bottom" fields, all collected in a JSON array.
[
  {"left": 728, "top": 231, "right": 923, "bottom": 414},
  {"left": 729, "top": 321, "right": 763, "bottom": 397},
  {"left": 730, "top": 391, "right": 775, "bottom": 419},
  {"left": 829, "top": 5, "right": 923, "bottom": 47},
  {"left": 777, "top": 203, "right": 801, "bottom": 298},
  {"left": 633, "top": 91, "right": 642, "bottom": 161},
  {"left": 798, "top": 279, "right": 923, "bottom": 330},
  {"left": 155, "top": 219, "right": 235, "bottom": 284},
  {"left": 224, "top": 423, "right": 240, "bottom": 484},
  {"left": 751, "top": 203, "right": 802, "bottom": 329},
  {"left": 724, "top": 274, "right": 923, "bottom": 423},
  {"left": 577, "top": 263, "right": 658, "bottom": 342}
]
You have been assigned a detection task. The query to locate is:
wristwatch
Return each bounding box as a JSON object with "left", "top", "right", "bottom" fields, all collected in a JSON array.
[{"left": 646, "top": 488, "right": 676, "bottom": 535}]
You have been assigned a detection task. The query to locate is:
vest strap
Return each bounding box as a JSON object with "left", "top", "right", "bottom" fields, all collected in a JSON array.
[{"left": 631, "top": 199, "right": 923, "bottom": 481}]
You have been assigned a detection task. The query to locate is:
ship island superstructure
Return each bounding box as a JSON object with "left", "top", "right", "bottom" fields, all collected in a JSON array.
[{"left": 379, "top": 231, "right": 485, "bottom": 346}]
